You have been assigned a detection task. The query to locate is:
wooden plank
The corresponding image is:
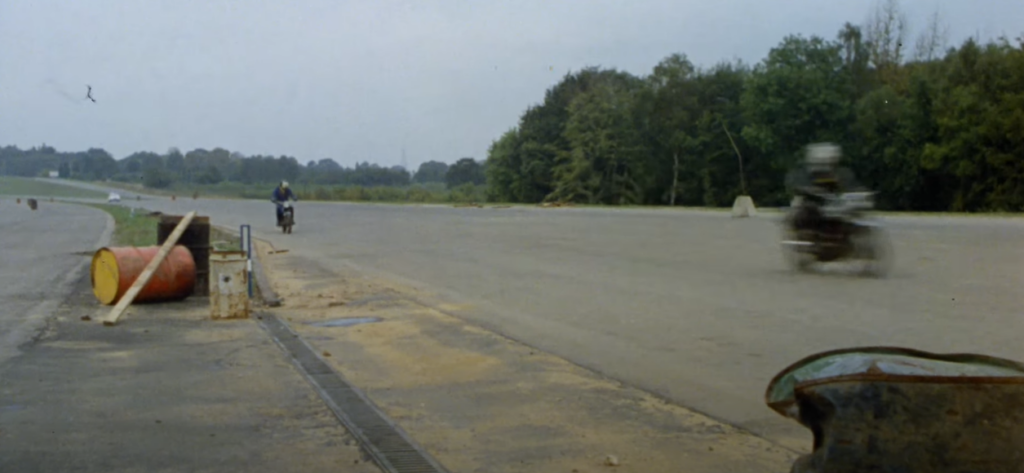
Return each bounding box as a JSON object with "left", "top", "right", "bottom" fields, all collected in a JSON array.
[{"left": 100, "top": 211, "right": 197, "bottom": 326}]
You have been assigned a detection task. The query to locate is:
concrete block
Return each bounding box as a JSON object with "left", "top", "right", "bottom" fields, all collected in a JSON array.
[{"left": 732, "top": 195, "right": 757, "bottom": 218}]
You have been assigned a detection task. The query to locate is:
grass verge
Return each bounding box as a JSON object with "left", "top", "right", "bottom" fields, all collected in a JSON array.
[
  {"left": 0, "top": 177, "right": 106, "bottom": 199},
  {"left": 85, "top": 204, "right": 159, "bottom": 247},
  {"left": 210, "top": 227, "right": 242, "bottom": 252},
  {"left": 85, "top": 203, "right": 242, "bottom": 251}
]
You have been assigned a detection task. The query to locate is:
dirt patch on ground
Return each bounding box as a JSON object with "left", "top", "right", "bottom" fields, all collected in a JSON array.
[{"left": 257, "top": 241, "right": 797, "bottom": 472}]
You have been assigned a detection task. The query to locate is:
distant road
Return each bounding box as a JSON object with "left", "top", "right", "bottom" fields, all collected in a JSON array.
[
  {"left": 48, "top": 179, "right": 1024, "bottom": 449},
  {"left": 0, "top": 200, "right": 109, "bottom": 366}
]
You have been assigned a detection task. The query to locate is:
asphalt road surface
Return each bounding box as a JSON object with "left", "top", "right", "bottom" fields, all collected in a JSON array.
[
  {"left": 51, "top": 181, "right": 1024, "bottom": 448},
  {"left": 0, "top": 200, "right": 110, "bottom": 366}
]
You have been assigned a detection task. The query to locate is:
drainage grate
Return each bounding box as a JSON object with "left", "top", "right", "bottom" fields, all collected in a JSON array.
[{"left": 258, "top": 313, "right": 449, "bottom": 473}]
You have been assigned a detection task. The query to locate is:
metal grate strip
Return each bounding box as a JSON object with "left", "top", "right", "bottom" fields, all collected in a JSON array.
[{"left": 258, "top": 312, "right": 448, "bottom": 473}]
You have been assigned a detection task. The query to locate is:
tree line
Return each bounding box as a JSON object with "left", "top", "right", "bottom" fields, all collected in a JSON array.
[
  {"left": 484, "top": 0, "right": 1024, "bottom": 211},
  {"left": 6, "top": 1, "right": 1019, "bottom": 211},
  {"left": 0, "top": 144, "right": 488, "bottom": 192}
]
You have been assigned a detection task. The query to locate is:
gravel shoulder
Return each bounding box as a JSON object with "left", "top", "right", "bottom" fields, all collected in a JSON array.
[{"left": 258, "top": 242, "right": 798, "bottom": 473}]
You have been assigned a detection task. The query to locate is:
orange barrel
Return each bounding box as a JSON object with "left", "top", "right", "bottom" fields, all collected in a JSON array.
[{"left": 91, "top": 246, "right": 196, "bottom": 305}]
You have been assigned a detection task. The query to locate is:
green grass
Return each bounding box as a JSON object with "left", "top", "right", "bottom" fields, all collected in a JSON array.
[
  {"left": 210, "top": 227, "right": 242, "bottom": 252},
  {"left": 86, "top": 204, "right": 159, "bottom": 247},
  {"left": 87, "top": 203, "right": 243, "bottom": 252},
  {"left": 0, "top": 177, "right": 106, "bottom": 199}
]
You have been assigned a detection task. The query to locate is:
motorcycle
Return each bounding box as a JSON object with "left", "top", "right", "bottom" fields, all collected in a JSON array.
[
  {"left": 276, "top": 201, "right": 295, "bottom": 234},
  {"left": 779, "top": 191, "right": 892, "bottom": 277}
]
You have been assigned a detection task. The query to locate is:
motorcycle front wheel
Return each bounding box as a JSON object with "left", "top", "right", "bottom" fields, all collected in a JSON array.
[
  {"left": 852, "top": 225, "right": 893, "bottom": 278},
  {"left": 781, "top": 228, "right": 815, "bottom": 272}
]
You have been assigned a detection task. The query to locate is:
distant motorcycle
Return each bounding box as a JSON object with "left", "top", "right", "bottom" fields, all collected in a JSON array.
[
  {"left": 780, "top": 191, "right": 892, "bottom": 277},
  {"left": 277, "top": 201, "right": 295, "bottom": 234}
]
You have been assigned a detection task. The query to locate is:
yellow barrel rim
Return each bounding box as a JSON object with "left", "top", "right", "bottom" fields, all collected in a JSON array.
[{"left": 91, "top": 248, "right": 121, "bottom": 305}]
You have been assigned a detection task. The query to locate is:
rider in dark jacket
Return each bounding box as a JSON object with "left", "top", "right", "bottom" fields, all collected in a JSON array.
[
  {"left": 785, "top": 143, "right": 862, "bottom": 236},
  {"left": 272, "top": 181, "right": 297, "bottom": 225}
]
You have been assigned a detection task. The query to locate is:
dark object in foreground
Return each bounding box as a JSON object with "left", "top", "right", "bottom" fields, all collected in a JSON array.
[
  {"left": 27, "top": 199, "right": 37, "bottom": 210},
  {"left": 767, "top": 347, "right": 1024, "bottom": 473}
]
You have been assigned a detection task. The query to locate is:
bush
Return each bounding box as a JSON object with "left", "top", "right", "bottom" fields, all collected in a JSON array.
[
  {"left": 369, "top": 186, "right": 405, "bottom": 201},
  {"left": 449, "top": 183, "right": 487, "bottom": 203},
  {"left": 313, "top": 187, "right": 332, "bottom": 201},
  {"left": 142, "top": 168, "right": 174, "bottom": 189},
  {"left": 149, "top": 181, "right": 491, "bottom": 204},
  {"left": 406, "top": 186, "right": 436, "bottom": 202}
]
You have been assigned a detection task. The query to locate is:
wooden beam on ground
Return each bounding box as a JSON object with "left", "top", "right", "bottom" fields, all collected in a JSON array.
[{"left": 99, "top": 211, "right": 197, "bottom": 326}]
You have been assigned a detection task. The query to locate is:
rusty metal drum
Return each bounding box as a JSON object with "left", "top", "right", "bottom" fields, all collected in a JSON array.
[{"left": 91, "top": 246, "right": 196, "bottom": 305}]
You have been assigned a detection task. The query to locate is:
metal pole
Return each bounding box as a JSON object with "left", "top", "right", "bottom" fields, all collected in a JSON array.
[{"left": 241, "top": 224, "right": 253, "bottom": 298}]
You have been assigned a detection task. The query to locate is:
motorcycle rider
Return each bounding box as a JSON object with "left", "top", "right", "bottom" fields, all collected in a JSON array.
[
  {"left": 786, "top": 143, "right": 861, "bottom": 240},
  {"left": 271, "top": 181, "right": 297, "bottom": 226}
]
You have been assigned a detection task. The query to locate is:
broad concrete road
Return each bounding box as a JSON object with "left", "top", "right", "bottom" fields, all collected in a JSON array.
[
  {"left": 52, "top": 181, "right": 1024, "bottom": 447},
  {"left": 0, "top": 201, "right": 110, "bottom": 365}
]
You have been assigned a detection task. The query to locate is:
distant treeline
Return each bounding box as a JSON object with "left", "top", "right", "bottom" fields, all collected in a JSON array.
[
  {"left": 5, "top": 2, "right": 1021, "bottom": 211},
  {"left": 484, "top": 0, "right": 1024, "bottom": 211},
  {"left": 0, "top": 144, "right": 487, "bottom": 194}
]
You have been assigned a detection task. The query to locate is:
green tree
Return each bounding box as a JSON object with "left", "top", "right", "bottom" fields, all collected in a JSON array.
[
  {"left": 550, "top": 80, "right": 646, "bottom": 205},
  {"left": 920, "top": 38, "right": 1024, "bottom": 211},
  {"left": 634, "top": 53, "right": 703, "bottom": 205},
  {"left": 142, "top": 162, "right": 174, "bottom": 189},
  {"left": 413, "top": 161, "right": 449, "bottom": 183},
  {"left": 445, "top": 158, "right": 486, "bottom": 189},
  {"left": 166, "top": 148, "right": 186, "bottom": 178},
  {"left": 741, "top": 35, "right": 853, "bottom": 204},
  {"left": 484, "top": 128, "right": 523, "bottom": 202},
  {"left": 488, "top": 67, "right": 642, "bottom": 203},
  {"left": 196, "top": 164, "right": 224, "bottom": 184}
]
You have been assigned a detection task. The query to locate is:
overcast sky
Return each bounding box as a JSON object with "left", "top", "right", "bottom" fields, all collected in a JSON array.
[{"left": 1, "top": 1, "right": 1020, "bottom": 168}]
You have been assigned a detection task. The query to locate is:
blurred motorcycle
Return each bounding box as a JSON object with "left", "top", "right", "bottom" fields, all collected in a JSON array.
[{"left": 779, "top": 191, "right": 892, "bottom": 277}]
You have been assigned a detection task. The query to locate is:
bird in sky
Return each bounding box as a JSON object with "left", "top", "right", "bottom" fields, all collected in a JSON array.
[{"left": 86, "top": 85, "right": 96, "bottom": 103}]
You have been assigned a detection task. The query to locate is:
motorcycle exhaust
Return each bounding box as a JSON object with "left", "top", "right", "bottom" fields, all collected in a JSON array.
[{"left": 780, "top": 240, "right": 813, "bottom": 247}]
